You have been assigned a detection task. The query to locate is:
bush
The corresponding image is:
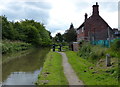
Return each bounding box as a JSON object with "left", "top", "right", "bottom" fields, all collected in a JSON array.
[
  {"left": 106, "top": 39, "right": 120, "bottom": 58},
  {"left": 78, "top": 40, "right": 120, "bottom": 62},
  {"left": 78, "top": 42, "right": 91, "bottom": 59},
  {"left": 111, "top": 39, "right": 120, "bottom": 52},
  {"left": 78, "top": 42, "right": 107, "bottom": 62},
  {"left": 2, "top": 40, "right": 32, "bottom": 54}
]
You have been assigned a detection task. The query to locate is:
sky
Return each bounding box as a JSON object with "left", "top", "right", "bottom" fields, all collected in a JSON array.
[{"left": 0, "top": 0, "right": 119, "bottom": 37}]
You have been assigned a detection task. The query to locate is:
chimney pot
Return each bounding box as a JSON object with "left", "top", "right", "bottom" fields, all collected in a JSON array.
[
  {"left": 96, "top": 2, "right": 98, "bottom": 5},
  {"left": 85, "top": 13, "right": 88, "bottom": 21}
]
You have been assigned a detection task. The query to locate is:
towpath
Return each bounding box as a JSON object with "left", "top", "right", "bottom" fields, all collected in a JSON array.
[{"left": 58, "top": 52, "right": 84, "bottom": 86}]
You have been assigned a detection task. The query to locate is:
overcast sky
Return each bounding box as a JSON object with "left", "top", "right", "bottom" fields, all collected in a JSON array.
[{"left": 0, "top": 0, "right": 119, "bottom": 36}]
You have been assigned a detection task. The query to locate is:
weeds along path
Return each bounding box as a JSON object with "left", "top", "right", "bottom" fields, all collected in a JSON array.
[{"left": 58, "top": 52, "right": 84, "bottom": 85}]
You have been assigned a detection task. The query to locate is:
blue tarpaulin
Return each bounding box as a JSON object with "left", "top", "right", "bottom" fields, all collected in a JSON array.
[{"left": 90, "top": 38, "right": 120, "bottom": 47}]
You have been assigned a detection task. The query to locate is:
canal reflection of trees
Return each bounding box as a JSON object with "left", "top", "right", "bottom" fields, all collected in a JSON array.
[{"left": 2, "top": 48, "right": 50, "bottom": 82}]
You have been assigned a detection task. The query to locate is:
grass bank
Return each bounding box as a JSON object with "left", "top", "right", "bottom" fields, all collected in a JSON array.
[
  {"left": 65, "top": 51, "right": 118, "bottom": 85},
  {"left": 78, "top": 40, "right": 120, "bottom": 63},
  {"left": 2, "top": 40, "right": 32, "bottom": 54},
  {"left": 36, "top": 51, "right": 68, "bottom": 85}
]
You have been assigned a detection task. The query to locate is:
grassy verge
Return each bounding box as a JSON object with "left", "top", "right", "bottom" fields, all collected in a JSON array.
[
  {"left": 65, "top": 51, "right": 118, "bottom": 85},
  {"left": 77, "top": 43, "right": 107, "bottom": 63},
  {"left": 36, "top": 51, "right": 68, "bottom": 85},
  {"left": 2, "top": 40, "right": 32, "bottom": 54}
]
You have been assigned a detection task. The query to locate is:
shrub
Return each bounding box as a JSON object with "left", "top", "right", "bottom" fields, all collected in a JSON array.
[
  {"left": 111, "top": 39, "right": 120, "bottom": 52},
  {"left": 78, "top": 42, "right": 107, "bottom": 62},
  {"left": 78, "top": 42, "right": 92, "bottom": 59},
  {"left": 106, "top": 39, "right": 120, "bottom": 58},
  {"left": 2, "top": 40, "right": 32, "bottom": 54},
  {"left": 78, "top": 39, "right": 120, "bottom": 61}
]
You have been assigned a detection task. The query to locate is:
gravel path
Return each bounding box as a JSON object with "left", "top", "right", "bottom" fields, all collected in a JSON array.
[{"left": 59, "top": 52, "right": 84, "bottom": 85}]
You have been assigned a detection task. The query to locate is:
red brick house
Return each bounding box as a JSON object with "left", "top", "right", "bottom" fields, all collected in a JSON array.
[{"left": 77, "top": 2, "right": 114, "bottom": 42}]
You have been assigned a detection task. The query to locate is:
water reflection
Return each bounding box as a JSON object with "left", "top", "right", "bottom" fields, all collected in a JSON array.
[
  {"left": 2, "top": 48, "right": 50, "bottom": 85},
  {"left": 2, "top": 68, "right": 42, "bottom": 85}
]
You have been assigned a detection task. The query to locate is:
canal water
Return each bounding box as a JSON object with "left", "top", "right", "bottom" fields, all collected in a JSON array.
[{"left": 2, "top": 48, "right": 50, "bottom": 85}]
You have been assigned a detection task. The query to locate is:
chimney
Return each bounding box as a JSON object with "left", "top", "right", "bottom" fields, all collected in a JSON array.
[
  {"left": 70, "top": 23, "right": 74, "bottom": 29},
  {"left": 84, "top": 13, "right": 88, "bottom": 21},
  {"left": 92, "top": 2, "right": 99, "bottom": 15}
]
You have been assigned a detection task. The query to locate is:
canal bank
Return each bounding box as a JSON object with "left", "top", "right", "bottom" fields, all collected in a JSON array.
[
  {"left": 2, "top": 48, "right": 50, "bottom": 85},
  {"left": 36, "top": 51, "right": 68, "bottom": 85}
]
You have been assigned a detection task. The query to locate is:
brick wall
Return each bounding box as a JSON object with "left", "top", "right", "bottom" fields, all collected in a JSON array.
[{"left": 72, "top": 42, "right": 79, "bottom": 51}]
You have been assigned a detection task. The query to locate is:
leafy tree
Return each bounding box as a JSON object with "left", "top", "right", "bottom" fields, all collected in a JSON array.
[
  {"left": 13, "top": 22, "right": 25, "bottom": 40},
  {"left": 1, "top": 15, "right": 52, "bottom": 47},
  {"left": 54, "top": 33, "right": 63, "bottom": 43},
  {"left": 25, "top": 25, "right": 42, "bottom": 46},
  {"left": 63, "top": 23, "right": 77, "bottom": 43},
  {"left": 2, "top": 16, "right": 11, "bottom": 39}
]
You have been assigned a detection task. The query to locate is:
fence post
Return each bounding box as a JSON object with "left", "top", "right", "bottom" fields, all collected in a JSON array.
[
  {"left": 106, "top": 54, "right": 111, "bottom": 67},
  {"left": 52, "top": 44, "right": 55, "bottom": 52}
]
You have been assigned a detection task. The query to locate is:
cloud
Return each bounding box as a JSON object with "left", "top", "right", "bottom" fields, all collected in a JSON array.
[
  {"left": 0, "top": 1, "right": 51, "bottom": 24},
  {"left": 46, "top": 20, "right": 69, "bottom": 36},
  {"left": 70, "top": 0, "right": 118, "bottom": 3},
  {"left": 118, "top": 1, "right": 120, "bottom": 29},
  {"left": 25, "top": 2, "right": 51, "bottom": 9},
  {"left": 48, "top": 0, "right": 118, "bottom": 36},
  {"left": 99, "top": 2, "right": 118, "bottom": 12},
  {"left": 0, "top": 0, "right": 118, "bottom": 37},
  {"left": 99, "top": 2, "right": 118, "bottom": 29}
]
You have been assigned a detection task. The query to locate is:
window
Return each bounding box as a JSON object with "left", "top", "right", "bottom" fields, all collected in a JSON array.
[
  {"left": 77, "top": 30, "right": 80, "bottom": 34},
  {"left": 82, "top": 27, "right": 84, "bottom": 32}
]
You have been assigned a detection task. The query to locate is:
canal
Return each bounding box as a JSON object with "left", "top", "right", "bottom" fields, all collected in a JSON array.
[{"left": 2, "top": 48, "right": 50, "bottom": 85}]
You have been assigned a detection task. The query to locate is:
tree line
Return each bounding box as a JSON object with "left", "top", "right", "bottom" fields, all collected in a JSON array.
[
  {"left": 53, "top": 23, "right": 77, "bottom": 45},
  {"left": 1, "top": 16, "right": 52, "bottom": 46}
]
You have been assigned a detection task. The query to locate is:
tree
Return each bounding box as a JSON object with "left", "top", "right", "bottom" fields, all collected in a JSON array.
[
  {"left": 1, "top": 15, "right": 52, "bottom": 46},
  {"left": 25, "top": 25, "right": 42, "bottom": 46},
  {"left": 54, "top": 33, "right": 63, "bottom": 43},
  {"left": 2, "top": 16, "right": 11, "bottom": 39},
  {"left": 20, "top": 19, "right": 52, "bottom": 46},
  {"left": 63, "top": 23, "right": 77, "bottom": 43},
  {"left": 2, "top": 16, "right": 19, "bottom": 40}
]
